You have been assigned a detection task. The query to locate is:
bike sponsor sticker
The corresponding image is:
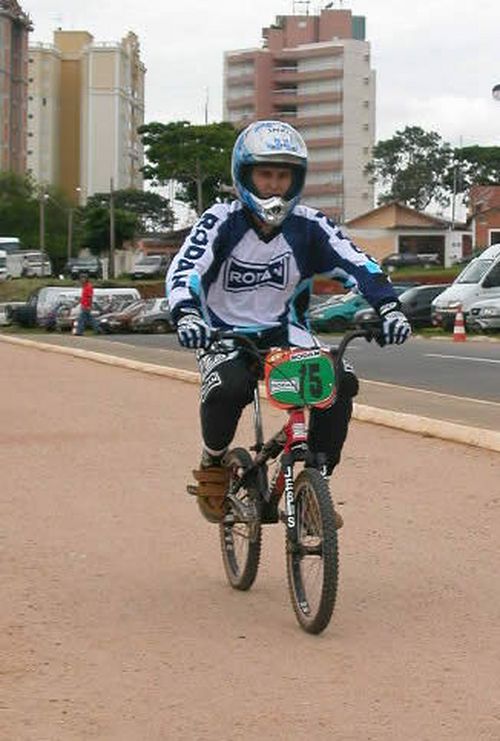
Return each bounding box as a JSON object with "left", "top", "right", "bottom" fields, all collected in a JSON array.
[{"left": 265, "top": 348, "right": 337, "bottom": 410}]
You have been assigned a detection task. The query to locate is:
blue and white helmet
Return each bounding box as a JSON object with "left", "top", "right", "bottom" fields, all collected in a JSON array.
[{"left": 231, "top": 120, "right": 308, "bottom": 226}]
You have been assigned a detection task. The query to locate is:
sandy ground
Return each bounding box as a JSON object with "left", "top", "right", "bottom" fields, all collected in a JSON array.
[{"left": 1, "top": 343, "right": 500, "bottom": 741}]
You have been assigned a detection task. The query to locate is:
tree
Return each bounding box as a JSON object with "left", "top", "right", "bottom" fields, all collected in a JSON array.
[
  {"left": 366, "top": 126, "right": 454, "bottom": 210},
  {"left": 450, "top": 145, "right": 500, "bottom": 195},
  {"left": 0, "top": 172, "right": 38, "bottom": 245},
  {"left": 86, "top": 188, "right": 174, "bottom": 232},
  {"left": 138, "top": 120, "right": 238, "bottom": 214},
  {"left": 80, "top": 205, "right": 137, "bottom": 253},
  {"left": 0, "top": 172, "right": 71, "bottom": 263}
]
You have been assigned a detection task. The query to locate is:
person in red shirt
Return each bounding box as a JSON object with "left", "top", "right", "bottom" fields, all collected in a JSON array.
[{"left": 75, "top": 273, "right": 101, "bottom": 335}]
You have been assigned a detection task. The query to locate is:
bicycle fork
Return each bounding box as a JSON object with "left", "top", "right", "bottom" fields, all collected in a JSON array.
[{"left": 280, "top": 409, "right": 308, "bottom": 544}]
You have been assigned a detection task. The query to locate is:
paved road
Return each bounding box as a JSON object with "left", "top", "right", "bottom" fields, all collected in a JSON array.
[
  {"left": 2, "top": 341, "right": 500, "bottom": 740},
  {"left": 98, "top": 332, "right": 500, "bottom": 403},
  {"left": 15, "top": 331, "right": 500, "bottom": 433}
]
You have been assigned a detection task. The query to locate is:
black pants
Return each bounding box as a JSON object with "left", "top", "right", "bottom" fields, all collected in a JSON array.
[{"left": 197, "top": 347, "right": 358, "bottom": 475}]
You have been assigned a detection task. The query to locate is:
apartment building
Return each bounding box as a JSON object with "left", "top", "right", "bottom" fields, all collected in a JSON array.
[
  {"left": 27, "top": 30, "right": 146, "bottom": 202},
  {"left": 0, "top": 0, "right": 32, "bottom": 174},
  {"left": 223, "top": 8, "right": 375, "bottom": 221}
]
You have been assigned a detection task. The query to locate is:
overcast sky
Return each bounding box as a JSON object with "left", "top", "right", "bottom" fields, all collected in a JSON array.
[{"left": 26, "top": 0, "right": 500, "bottom": 149}]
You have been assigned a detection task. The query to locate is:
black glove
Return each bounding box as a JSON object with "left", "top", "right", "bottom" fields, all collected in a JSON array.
[
  {"left": 176, "top": 313, "right": 213, "bottom": 349},
  {"left": 378, "top": 303, "right": 412, "bottom": 346}
]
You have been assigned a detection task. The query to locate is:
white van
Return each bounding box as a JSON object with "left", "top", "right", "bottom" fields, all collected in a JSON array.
[
  {"left": 0, "top": 237, "right": 22, "bottom": 253},
  {"left": 431, "top": 244, "right": 500, "bottom": 328},
  {"left": 7, "top": 285, "right": 141, "bottom": 327},
  {"left": 0, "top": 250, "right": 7, "bottom": 281},
  {"left": 35, "top": 286, "right": 141, "bottom": 325}
]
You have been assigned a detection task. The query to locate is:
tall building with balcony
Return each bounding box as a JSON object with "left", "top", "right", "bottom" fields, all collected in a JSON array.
[
  {"left": 223, "top": 8, "right": 375, "bottom": 221},
  {"left": 27, "top": 30, "right": 146, "bottom": 202},
  {"left": 0, "top": 0, "right": 32, "bottom": 174}
]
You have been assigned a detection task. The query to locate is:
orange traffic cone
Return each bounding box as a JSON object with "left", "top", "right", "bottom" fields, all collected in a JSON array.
[{"left": 453, "top": 306, "right": 466, "bottom": 342}]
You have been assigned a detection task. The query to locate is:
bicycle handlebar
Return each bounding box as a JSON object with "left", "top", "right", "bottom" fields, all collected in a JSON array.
[{"left": 210, "top": 325, "right": 383, "bottom": 369}]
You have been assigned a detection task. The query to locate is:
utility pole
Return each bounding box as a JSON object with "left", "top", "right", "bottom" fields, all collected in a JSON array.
[
  {"left": 109, "top": 177, "right": 116, "bottom": 279},
  {"left": 39, "top": 186, "right": 46, "bottom": 279}
]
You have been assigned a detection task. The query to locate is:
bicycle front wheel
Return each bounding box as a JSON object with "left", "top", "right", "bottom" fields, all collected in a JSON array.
[
  {"left": 219, "top": 448, "right": 262, "bottom": 591},
  {"left": 286, "top": 468, "right": 339, "bottom": 634}
]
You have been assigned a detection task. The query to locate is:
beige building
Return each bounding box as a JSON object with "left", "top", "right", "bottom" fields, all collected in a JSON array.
[
  {"left": 345, "top": 202, "right": 471, "bottom": 267},
  {"left": 27, "top": 30, "right": 145, "bottom": 202},
  {"left": 0, "top": 0, "right": 32, "bottom": 174},
  {"left": 223, "top": 8, "right": 375, "bottom": 221}
]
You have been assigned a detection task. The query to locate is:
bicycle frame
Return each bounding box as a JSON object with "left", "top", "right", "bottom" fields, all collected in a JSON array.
[{"left": 219, "top": 329, "right": 376, "bottom": 542}]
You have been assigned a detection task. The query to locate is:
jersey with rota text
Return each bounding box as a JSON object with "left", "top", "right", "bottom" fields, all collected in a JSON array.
[{"left": 166, "top": 200, "right": 398, "bottom": 335}]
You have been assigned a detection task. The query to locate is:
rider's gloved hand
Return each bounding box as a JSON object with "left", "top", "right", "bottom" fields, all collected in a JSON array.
[
  {"left": 176, "top": 313, "right": 213, "bottom": 349},
  {"left": 378, "top": 303, "right": 412, "bottom": 346}
]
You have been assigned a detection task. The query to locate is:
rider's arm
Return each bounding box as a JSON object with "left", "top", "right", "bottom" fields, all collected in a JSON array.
[
  {"left": 308, "top": 211, "right": 400, "bottom": 314},
  {"left": 165, "top": 203, "right": 229, "bottom": 325}
]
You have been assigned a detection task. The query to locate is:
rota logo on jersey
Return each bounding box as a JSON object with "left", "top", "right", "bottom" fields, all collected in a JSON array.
[{"left": 224, "top": 254, "right": 289, "bottom": 291}]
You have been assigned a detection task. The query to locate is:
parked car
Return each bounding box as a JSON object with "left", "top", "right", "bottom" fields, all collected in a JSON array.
[
  {"left": 308, "top": 292, "right": 370, "bottom": 333},
  {"left": 130, "top": 298, "right": 174, "bottom": 333},
  {"left": 309, "top": 284, "right": 411, "bottom": 333},
  {"left": 97, "top": 299, "right": 148, "bottom": 333},
  {"left": 354, "top": 284, "right": 449, "bottom": 328},
  {"left": 8, "top": 286, "right": 141, "bottom": 328},
  {"left": 0, "top": 301, "right": 24, "bottom": 325},
  {"left": 466, "top": 297, "right": 500, "bottom": 333},
  {"left": 21, "top": 251, "right": 52, "bottom": 278},
  {"left": 129, "top": 255, "right": 169, "bottom": 280},
  {"left": 65, "top": 256, "right": 102, "bottom": 279},
  {"left": 381, "top": 252, "right": 441, "bottom": 270},
  {"left": 431, "top": 244, "right": 500, "bottom": 329}
]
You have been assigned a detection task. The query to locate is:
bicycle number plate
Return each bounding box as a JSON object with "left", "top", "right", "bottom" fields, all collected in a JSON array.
[{"left": 264, "top": 348, "right": 337, "bottom": 410}]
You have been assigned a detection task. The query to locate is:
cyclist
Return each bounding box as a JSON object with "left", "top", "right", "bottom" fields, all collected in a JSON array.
[{"left": 166, "top": 120, "right": 411, "bottom": 523}]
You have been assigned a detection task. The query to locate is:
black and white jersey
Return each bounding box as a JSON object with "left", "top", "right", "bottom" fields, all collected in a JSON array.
[{"left": 166, "top": 200, "right": 397, "bottom": 338}]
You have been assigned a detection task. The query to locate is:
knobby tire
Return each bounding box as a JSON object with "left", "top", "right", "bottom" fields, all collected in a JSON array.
[
  {"left": 219, "top": 448, "right": 262, "bottom": 591},
  {"left": 286, "top": 468, "right": 339, "bottom": 634}
]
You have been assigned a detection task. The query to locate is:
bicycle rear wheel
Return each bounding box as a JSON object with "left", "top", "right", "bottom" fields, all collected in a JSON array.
[
  {"left": 286, "top": 468, "right": 339, "bottom": 634},
  {"left": 219, "top": 448, "right": 262, "bottom": 591}
]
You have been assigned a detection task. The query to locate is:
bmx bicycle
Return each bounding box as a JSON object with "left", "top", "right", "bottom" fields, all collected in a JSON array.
[{"left": 202, "top": 327, "right": 379, "bottom": 634}]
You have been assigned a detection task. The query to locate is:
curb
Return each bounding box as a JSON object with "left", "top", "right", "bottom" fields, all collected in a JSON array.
[{"left": 1, "top": 334, "right": 499, "bottom": 454}]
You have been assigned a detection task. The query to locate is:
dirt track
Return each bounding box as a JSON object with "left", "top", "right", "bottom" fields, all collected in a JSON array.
[{"left": 1, "top": 342, "right": 500, "bottom": 741}]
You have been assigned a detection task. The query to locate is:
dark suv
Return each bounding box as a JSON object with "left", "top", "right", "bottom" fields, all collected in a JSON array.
[{"left": 354, "top": 283, "right": 449, "bottom": 328}]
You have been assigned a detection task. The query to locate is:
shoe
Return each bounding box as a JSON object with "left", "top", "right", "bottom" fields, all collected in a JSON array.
[{"left": 190, "top": 449, "right": 229, "bottom": 523}]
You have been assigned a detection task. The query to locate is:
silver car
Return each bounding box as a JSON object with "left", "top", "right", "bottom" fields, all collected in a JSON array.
[{"left": 466, "top": 297, "right": 500, "bottom": 333}]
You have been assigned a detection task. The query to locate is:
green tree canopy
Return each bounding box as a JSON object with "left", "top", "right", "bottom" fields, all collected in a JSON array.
[
  {"left": 451, "top": 145, "right": 500, "bottom": 194},
  {"left": 86, "top": 188, "right": 174, "bottom": 232},
  {"left": 0, "top": 172, "right": 71, "bottom": 260},
  {"left": 80, "top": 204, "right": 137, "bottom": 254},
  {"left": 366, "top": 126, "right": 454, "bottom": 210},
  {"left": 138, "top": 120, "right": 238, "bottom": 214}
]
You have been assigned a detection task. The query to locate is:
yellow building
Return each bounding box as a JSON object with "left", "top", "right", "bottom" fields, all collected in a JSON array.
[{"left": 27, "top": 30, "right": 145, "bottom": 203}]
